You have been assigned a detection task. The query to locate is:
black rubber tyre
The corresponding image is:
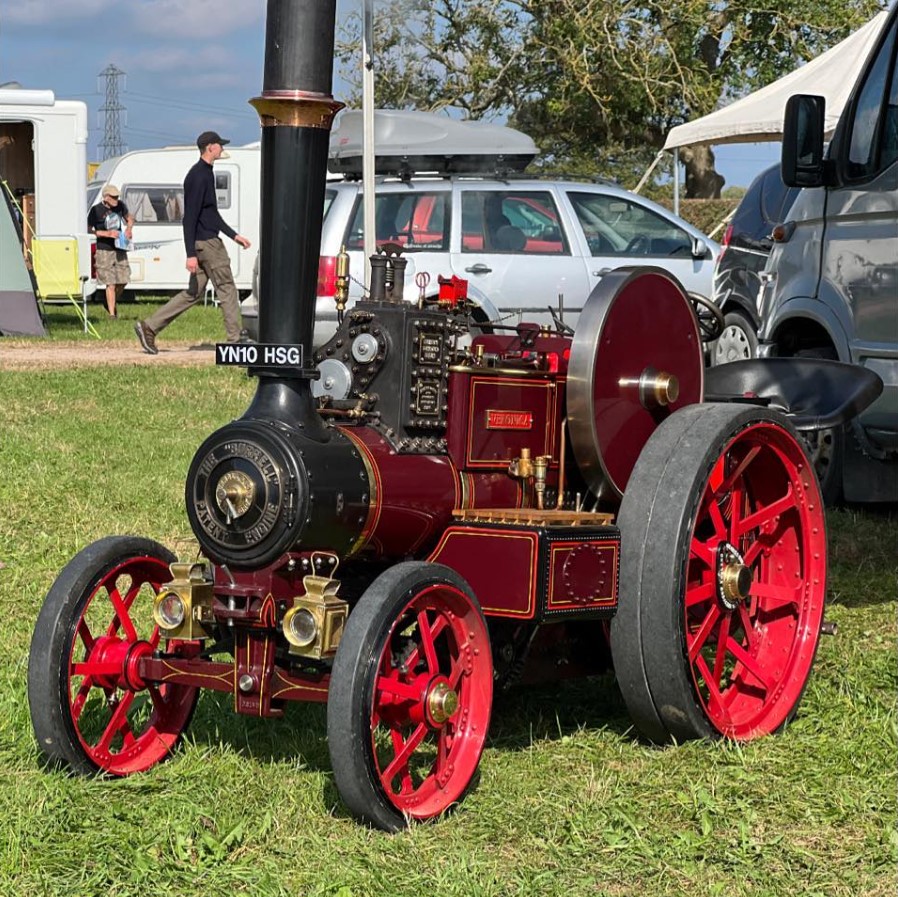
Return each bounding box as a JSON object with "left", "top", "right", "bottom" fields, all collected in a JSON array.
[
  {"left": 28, "top": 536, "right": 198, "bottom": 776},
  {"left": 609, "top": 406, "right": 706, "bottom": 742},
  {"left": 611, "top": 403, "right": 827, "bottom": 744},
  {"left": 327, "top": 562, "right": 493, "bottom": 831},
  {"left": 712, "top": 310, "right": 759, "bottom": 365}
]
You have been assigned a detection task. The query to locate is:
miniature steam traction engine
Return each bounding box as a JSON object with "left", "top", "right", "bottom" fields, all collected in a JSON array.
[{"left": 27, "top": 0, "right": 882, "bottom": 831}]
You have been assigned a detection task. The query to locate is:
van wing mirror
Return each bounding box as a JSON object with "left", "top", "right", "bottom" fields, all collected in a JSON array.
[{"left": 782, "top": 94, "right": 826, "bottom": 188}]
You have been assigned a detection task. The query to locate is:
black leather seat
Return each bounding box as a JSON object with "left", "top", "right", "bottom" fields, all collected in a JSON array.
[{"left": 704, "top": 358, "right": 883, "bottom": 430}]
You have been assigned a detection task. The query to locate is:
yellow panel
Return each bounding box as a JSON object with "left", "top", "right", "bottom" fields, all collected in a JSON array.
[{"left": 32, "top": 238, "right": 80, "bottom": 297}]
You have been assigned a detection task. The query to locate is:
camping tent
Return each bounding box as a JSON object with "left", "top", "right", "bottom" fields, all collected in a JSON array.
[
  {"left": 0, "top": 186, "right": 45, "bottom": 336},
  {"left": 663, "top": 11, "right": 888, "bottom": 150}
]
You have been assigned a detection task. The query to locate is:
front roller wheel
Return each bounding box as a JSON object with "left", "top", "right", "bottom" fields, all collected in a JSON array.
[
  {"left": 28, "top": 536, "right": 199, "bottom": 776},
  {"left": 611, "top": 403, "right": 827, "bottom": 744},
  {"left": 327, "top": 562, "right": 493, "bottom": 831}
]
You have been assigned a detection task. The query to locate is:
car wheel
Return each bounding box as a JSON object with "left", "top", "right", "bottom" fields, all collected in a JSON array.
[
  {"left": 795, "top": 347, "right": 844, "bottom": 505},
  {"left": 712, "top": 310, "right": 758, "bottom": 365}
]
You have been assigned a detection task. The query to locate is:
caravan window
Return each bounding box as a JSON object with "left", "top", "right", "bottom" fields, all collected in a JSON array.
[{"left": 121, "top": 185, "right": 184, "bottom": 224}]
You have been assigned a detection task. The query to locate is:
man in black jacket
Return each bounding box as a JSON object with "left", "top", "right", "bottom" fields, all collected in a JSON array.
[{"left": 134, "top": 130, "right": 251, "bottom": 354}]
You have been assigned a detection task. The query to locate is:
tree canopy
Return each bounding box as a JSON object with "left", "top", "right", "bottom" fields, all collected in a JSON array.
[{"left": 336, "top": 0, "right": 884, "bottom": 196}]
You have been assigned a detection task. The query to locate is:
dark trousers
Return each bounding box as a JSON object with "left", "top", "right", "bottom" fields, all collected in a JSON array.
[{"left": 145, "top": 237, "right": 241, "bottom": 341}]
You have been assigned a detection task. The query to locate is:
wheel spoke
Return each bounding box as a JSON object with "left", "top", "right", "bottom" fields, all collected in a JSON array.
[
  {"left": 742, "top": 539, "right": 765, "bottom": 567},
  {"left": 447, "top": 655, "right": 466, "bottom": 690},
  {"left": 712, "top": 615, "right": 732, "bottom": 686},
  {"left": 727, "top": 481, "right": 745, "bottom": 544},
  {"left": 107, "top": 586, "right": 138, "bottom": 642},
  {"left": 417, "top": 610, "right": 439, "bottom": 673},
  {"left": 695, "top": 655, "right": 731, "bottom": 725},
  {"left": 71, "top": 678, "right": 94, "bottom": 722},
  {"left": 387, "top": 729, "right": 413, "bottom": 794},
  {"left": 381, "top": 722, "right": 429, "bottom": 790},
  {"left": 76, "top": 618, "right": 96, "bottom": 655},
  {"left": 375, "top": 673, "right": 422, "bottom": 702},
  {"left": 436, "top": 725, "right": 452, "bottom": 772},
  {"left": 94, "top": 690, "right": 136, "bottom": 754},
  {"left": 72, "top": 660, "right": 122, "bottom": 678},
  {"left": 716, "top": 446, "right": 761, "bottom": 496},
  {"left": 689, "top": 538, "right": 715, "bottom": 570},
  {"left": 734, "top": 488, "right": 797, "bottom": 540},
  {"left": 751, "top": 581, "right": 802, "bottom": 610},
  {"left": 737, "top": 604, "right": 755, "bottom": 647},
  {"left": 400, "top": 614, "right": 448, "bottom": 674},
  {"left": 685, "top": 580, "right": 715, "bottom": 608},
  {"left": 687, "top": 605, "right": 722, "bottom": 661},
  {"left": 727, "top": 638, "right": 772, "bottom": 691},
  {"left": 707, "top": 497, "right": 728, "bottom": 542},
  {"left": 708, "top": 455, "right": 725, "bottom": 494}
]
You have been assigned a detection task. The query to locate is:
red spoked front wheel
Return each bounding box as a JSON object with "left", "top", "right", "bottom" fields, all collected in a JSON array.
[
  {"left": 28, "top": 536, "right": 199, "bottom": 776},
  {"left": 327, "top": 562, "right": 493, "bottom": 831},
  {"left": 611, "top": 403, "right": 827, "bottom": 743}
]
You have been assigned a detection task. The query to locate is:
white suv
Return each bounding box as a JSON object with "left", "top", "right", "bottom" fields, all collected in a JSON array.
[
  {"left": 242, "top": 112, "right": 719, "bottom": 343},
  {"left": 243, "top": 175, "right": 719, "bottom": 344}
]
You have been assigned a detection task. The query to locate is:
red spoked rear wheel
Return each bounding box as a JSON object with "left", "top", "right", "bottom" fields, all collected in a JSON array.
[
  {"left": 611, "top": 404, "right": 827, "bottom": 743},
  {"left": 683, "top": 420, "right": 826, "bottom": 738},
  {"left": 328, "top": 562, "right": 493, "bottom": 831},
  {"left": 28, "top": 536, "right": 199, "bottom": 776}
]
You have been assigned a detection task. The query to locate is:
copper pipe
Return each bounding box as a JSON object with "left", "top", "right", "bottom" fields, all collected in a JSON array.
[{"left": 556, "top": 418, "right": 567, "bottom": 510}]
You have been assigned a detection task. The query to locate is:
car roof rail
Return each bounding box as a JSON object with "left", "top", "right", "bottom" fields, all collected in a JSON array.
[
  {"left": 519, "top": 171, "right": 620, "bottom": 186},
  {"left": 333, "top": 170, "right": 621, "bottom": 187}
]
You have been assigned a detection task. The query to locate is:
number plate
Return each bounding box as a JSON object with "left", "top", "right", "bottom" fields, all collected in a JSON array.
[{"left": 215, "top": 343, "right": 304, "bottom": 368}]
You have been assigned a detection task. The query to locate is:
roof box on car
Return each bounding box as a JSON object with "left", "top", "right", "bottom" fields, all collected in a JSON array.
[{"left": 328, "top": 110, "right": 538, "bottom": 177}]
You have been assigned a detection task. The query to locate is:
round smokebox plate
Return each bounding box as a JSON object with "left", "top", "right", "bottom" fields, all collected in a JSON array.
[{"left": 191, "top": 439, "right": 286, "bottom": 550}]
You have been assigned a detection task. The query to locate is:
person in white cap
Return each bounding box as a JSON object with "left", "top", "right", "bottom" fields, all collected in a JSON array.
[
  {"left": 134, "top": 130, "right": 250, "bottom": 354},
  {"left": 87, "top": 184, "right": 133, "bottom": 317}
]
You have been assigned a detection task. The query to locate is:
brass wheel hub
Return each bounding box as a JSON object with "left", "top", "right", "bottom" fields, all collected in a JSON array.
[
  {"left": 426, "top": 680, "right": 459, "bottom": 726},
  {"left": 717, "top": 543, "right": 752, "bottom": 612}
]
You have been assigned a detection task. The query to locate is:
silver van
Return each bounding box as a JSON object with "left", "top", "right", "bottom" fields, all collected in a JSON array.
[{"left": 757, "top": 5, "right": 898, "bottom": 502}]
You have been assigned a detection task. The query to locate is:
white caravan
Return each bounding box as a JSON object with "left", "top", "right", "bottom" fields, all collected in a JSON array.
[
  {"left": 0, "top": 88, "right": 94, "bottom": 294},
  {"left": 89, "top": 145, "right": 263, "bottom": 294}
]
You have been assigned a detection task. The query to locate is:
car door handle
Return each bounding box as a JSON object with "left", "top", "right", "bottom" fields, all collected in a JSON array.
[
  {"left": 592, "top": 267, "right": 611, "bottom": 277},
  {"left": 465, "top": 263, "right": 492, "bottom": 274}
]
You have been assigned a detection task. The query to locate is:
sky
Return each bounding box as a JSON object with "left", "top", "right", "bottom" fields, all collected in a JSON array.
[{"left": 0, "top": 0, "right": 778, "bottom": 189}]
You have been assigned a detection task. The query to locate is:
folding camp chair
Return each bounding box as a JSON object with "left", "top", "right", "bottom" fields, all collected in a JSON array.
[{"left": 32, "top": 234, "right": 99, "bottom": 337}]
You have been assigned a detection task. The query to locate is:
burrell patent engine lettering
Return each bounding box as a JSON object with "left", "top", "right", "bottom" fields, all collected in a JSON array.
[{"left": 27, "top": 0, "right": 883, "bottom": 834}]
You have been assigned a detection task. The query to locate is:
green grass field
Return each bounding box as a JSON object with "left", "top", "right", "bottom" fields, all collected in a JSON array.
[
  {"left": 0, "top": 304, "right": 895, "bottom": 896},
  {"left": 35, "top": 293, "right": 234, "bottom": 344}
]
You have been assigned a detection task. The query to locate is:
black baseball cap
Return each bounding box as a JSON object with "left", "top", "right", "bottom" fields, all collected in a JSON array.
[{"left": 197, "top": 130, "right": 230, "bottom": 150}]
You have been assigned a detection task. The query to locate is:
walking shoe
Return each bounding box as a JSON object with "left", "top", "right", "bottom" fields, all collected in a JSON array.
[{"left": 134, "top": 320, "right": 158, "bottom": 355}]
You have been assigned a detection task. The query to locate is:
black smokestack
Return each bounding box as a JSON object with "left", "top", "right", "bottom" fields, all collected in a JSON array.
[
  {"left": 253, "top": 0, "right": 341, "bottom": 347},
  {"left": 245, "top": 0, "right": 342, "bottom": 425}
]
